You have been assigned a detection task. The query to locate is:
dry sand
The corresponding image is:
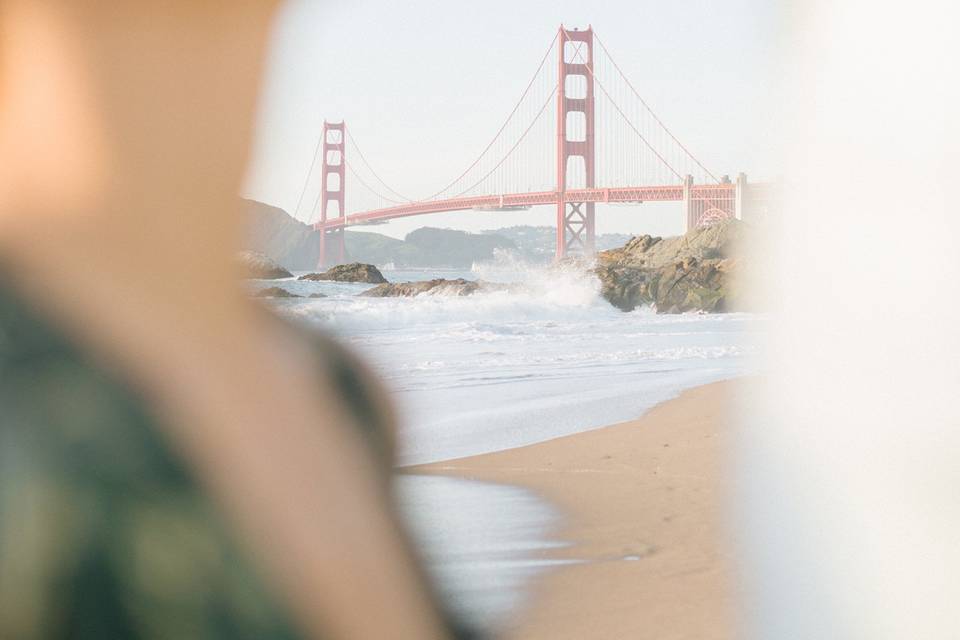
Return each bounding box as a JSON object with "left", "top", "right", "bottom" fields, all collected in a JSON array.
[{"left": 411, "top": 381, "right": 739, "bottom": 640}]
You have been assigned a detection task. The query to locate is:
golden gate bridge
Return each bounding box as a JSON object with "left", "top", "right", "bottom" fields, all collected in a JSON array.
[{"left": 296, "top": 26, "right": 754, "bottom": 267}]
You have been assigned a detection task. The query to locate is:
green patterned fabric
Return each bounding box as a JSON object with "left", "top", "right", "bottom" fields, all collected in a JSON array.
[{"left": 0, "top": 282, "right": 472, "bottom": 639}]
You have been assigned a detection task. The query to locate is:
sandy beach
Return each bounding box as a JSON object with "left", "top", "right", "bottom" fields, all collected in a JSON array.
[{"left": 411, "top": 380, "right": 739, "bottom": 640}]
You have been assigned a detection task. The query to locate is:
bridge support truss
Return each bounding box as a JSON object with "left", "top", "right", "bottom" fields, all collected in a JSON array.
[
  {"left": 315, "top": 121, "right": 346, "bottom": 268},
  {"left": 556, "top": 26, "right": 596, "bottom": 260}
]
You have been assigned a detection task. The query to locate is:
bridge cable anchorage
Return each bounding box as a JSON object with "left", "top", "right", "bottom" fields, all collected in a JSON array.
[
  {"left": 593, "top": 32, "right": 719, "bottom": 184},
  {"left": 422, "top": 31, "right": 560, "bottom": 201},
  {"left": 450, "top": 85, "right": 558, "bottom": 199},
  {"left": 293, "top": 129, "right": 324, "bottom": 221},
  {"left": 344, "top": 128, "right": 414, "bottom": 203},
  {"left": 344, "top": 158, "right": 410, "bottom": 206}
]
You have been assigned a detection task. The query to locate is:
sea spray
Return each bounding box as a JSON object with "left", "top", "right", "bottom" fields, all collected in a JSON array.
[
  {"left": 267, "top": 268, "right": 756, "bottom": 464},
  {"left": 471, "top": 248, "right": 601, "bottom": 308}
]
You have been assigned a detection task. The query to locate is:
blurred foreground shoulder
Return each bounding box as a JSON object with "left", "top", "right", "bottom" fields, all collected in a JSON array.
[{"left": 0, "top": 286, "right": 303, "bottom": 639}]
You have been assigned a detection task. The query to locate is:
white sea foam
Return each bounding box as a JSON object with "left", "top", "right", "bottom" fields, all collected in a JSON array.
[{"left": 269, "top": 264, "right": 755, "bottom": 465}]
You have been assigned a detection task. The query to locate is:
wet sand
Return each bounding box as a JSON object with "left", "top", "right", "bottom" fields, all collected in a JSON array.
[{"left": 411, "top": 381, "right": 739, "bottom": 639}]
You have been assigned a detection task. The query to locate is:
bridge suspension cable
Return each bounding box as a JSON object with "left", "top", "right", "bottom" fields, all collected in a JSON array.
[
  {"left": 423, "top": 31, "right": 560, "bottom": 201},
  {"left": 583, "top": 52, "right": 684, "bottom": 181},
  {"left": 593, "top": 32, "right": 719, "bottom": 184},
  {"left": 450, "top": 85, "right": 558, "bottom": 199},
  {"left": 344, "top": 128, "right": 413, "bottom": 202},
  {"left": 344, "top": 158, "right": 409, "bottom": 206},
  {"left": 292, "top": 130, "right": 323, "bottom": 221}
]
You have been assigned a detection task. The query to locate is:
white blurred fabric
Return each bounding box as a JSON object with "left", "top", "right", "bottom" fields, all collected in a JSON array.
[{"left": 737, "top": 1, "right": 960, "bottom": 638}]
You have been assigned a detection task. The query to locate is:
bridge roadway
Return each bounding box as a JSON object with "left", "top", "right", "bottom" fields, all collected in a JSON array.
[{"left": 315, "top": 183, "right": 736, "bottom": 229}]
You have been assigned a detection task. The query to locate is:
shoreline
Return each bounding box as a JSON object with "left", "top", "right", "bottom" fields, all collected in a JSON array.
[{"left": 409, "top": 380, "right": 739, "bottom": 639}]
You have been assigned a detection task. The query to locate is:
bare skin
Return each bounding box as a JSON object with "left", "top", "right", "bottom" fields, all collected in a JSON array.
[{"left": 0, "top": 3, "right": 450, "bottom": 639}]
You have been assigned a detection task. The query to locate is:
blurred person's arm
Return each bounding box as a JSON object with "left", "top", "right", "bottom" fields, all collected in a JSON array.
[{"left": 0, "top": 2, "right": 457, "bottom": 638}]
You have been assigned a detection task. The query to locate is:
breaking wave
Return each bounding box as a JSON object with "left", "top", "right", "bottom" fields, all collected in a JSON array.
[{"left": 266, "top": 263, "right": 756, "bottom": 465}]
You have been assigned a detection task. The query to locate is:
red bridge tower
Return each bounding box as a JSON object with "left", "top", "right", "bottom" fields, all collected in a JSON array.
[
  {"left": 315, "top": 121, "right": 346, "bottom": 268},
  {"left": 556, "top": 26, "right": 596, "bottom": 260}
]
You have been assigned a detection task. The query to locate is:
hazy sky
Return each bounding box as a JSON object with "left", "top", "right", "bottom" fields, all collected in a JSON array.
[{"left": 245, "top": 0, "right": 782, "bottom": 239}]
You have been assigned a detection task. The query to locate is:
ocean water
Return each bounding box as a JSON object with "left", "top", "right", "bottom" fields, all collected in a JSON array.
[
  {"left": 394, "top": 474, "right": 574, "bottom": 631},
  {"left": 257, "top": 262, "right": 754, "bottom": 631},
  {"left": 266, "top": 263, "right": 752, "bottom": 464}
]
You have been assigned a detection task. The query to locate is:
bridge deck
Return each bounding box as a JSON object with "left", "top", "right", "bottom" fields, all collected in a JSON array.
[{"left": 314, "top": 183, "right": 735, "bottom": 229}]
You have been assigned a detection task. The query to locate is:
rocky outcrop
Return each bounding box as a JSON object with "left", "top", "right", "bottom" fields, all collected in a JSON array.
[
  {"left": 254, "top": 288, "right": 327, "bottom": 299},
  {"left": 239, "top": 250, "right": 293, "bottom": 280},
  {"left": 255, "top": 286, "right": 300, "bottom": 298},
  {"left": 299, "top": 263, "right": 388, "bottom": 284},
  {"left": 599, "top": 220, "right": 745, "bottom": 269},
  {"left": 594, "top": 220, "right": 746, "bottom": 313},
  {"left": 595, "top": 256, "right": 738, "bottom": 313},
  {"left": 362, "top": 278, "right": 511, "bottom": 298}
]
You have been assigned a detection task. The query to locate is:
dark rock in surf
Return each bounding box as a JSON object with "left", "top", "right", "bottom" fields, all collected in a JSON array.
[
  {"left": 361, "top": 278, "right": 512, "bottom": 298},
  {"left": 299, "top": 263, "right": 388, "bottom": 284},
  {"left": 255, "top": 287, "right": 301, "bottom": 298}
]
